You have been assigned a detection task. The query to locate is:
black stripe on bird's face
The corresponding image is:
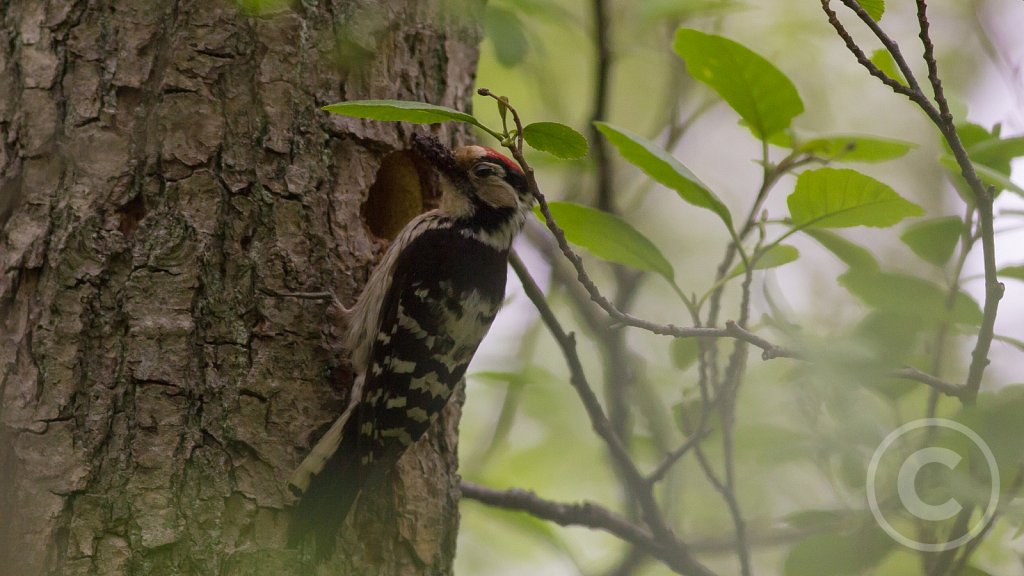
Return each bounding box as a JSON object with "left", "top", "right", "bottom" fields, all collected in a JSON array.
[
  {"left": 466, "top": 160, "right": 518, "bottom": 209},
  {"left": 456, "top": 146, "right": 531, "bottom": 210}
]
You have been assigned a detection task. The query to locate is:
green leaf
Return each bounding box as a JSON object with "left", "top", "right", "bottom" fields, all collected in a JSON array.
[
  {"left": 999, "top": 265, "right": 1024, "bottom": 282},
  {"left": 783, "top": 524, "right": 893, "bottom": 576},
  {"left": 594, "top": 122, "right": 732, "bottom": 228},
  {"left": 873, "top": 550, "right": 932, "bottom": 575},
  {"left": 735, "top": 425, "right": 812, "bottom": 465},
  {"left": 522, "top": 122, "right": 588, "bottom": 159},
  {"left": 797, "top": 135, "right": 914, "bottom": 163},
  {"left": 323, "top": 99, "right": 485, "bottom": 129},
  {"left": 673, "top": 28, "right": 804, "bottom": 140},
  {"left": 535, "top": 202, "right": 675, "bottom": 282},
  {"left": 939, "top": 155, "right": 1024, "bottom": 197},
  {"left": 954, "top": 123, "right": 994, "bottom": 150},
  {"left": 856, "top": 0, "right": 886, "bottom": 22},
  {"left": 485, "top": 6, "right": 530, "bottom": 68},
  {"left": 469, "top": 370, "right": 521, "bottom": 385},
  {"left": 958, "top": 385, "right": 1024, "bottom": 487},
  {"left": 966, "top": 136, "right": 1024, "bottom": 170},
  {"left": 672, "top": 398, "right": 703, "bottom": 436},
  {"left": 958, "top": 568, "right": 996, "bottom": 576},
  {"left": 900, "top": 216, "right": 962, "bottom": 267},
  {"left": 994, "top": 333, "right": 1024, "bottom": 353},
  {"left": 803, "top": 229, "right": 880, "bottom": 272},
  {"left": 727, "top": 245, "right": 799, "bottom": 280},
  {"left": 784, "top": 509, "right": 851, "bottom": 531},
  {"left": 855, "top": 311, "right": 926, "bottom": 371},
  {"left": 670, "top": 338, "right": 699, "bottom": 371},
  {"left": 870, "top": 48, "right": 904, "bottom": 85},
  {"left": 782, "top": 516, "right": 888, "bottom": 573},
  {"left": 943, "top": 123, "right": 1024, "bottom": 198},
  {"left": 839, "top": 269, "right": 983, "bottom": 327},
  {"left": 788, "top": 168, "right": 923, "bottom": 229},
  {"left": 952, "top": 123, "right": 1024, "bottom": 175}
]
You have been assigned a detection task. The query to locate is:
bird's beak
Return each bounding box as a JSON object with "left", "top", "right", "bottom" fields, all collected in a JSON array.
[{"left": 412, "top": 134, "right": 466, "bottom": 185}]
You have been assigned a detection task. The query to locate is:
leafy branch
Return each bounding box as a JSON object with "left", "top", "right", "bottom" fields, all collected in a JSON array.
[
  {"left": 820, "top": 0, "right": 1004, "bottom": 406},
  {"left": 820, "top": 2, "right": 1012, "bottom": 574}
]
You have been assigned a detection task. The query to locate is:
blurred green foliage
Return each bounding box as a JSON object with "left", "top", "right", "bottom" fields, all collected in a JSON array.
[{"left": 451, "top": 1, "right": 1024, "bottom": 575}]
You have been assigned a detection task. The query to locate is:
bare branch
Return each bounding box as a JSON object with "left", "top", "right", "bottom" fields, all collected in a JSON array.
[
  {"left": 460, "top": 482, "right": 711, "bottom": 576},
  {"left": 717, "top": 264, "right": 757, "bottom": 576},
  {"left": 820, "top": 0, "right": 925, "bottom": 106},
  {"left": 835, "top": 0, "right": 931, "bottom": 100},
  {"left": 459, "top": 482, "right": 655, "bottom": 552},
  {"left": 893, "top": 366, "right": 968, "bottom": 399},
  {"left": 476, "top": 88, "right": 789, "bottom": 356},
  {"left": 482, "top": 81, "right": 987, "bottom": 576},
  {"left": 646, "top": 427, "right": 711, "bottom": 485},
  {"left": 463, "top": 480, "right": 839, "bottom": 562},
  {"left": 822, "top": 0, "right": 1004, "bottom": 405},
  {"left": 947, "top": 465, "right": 1024, "bottom": 575},
  {"left": 914, "top": 0, "right": 949, "bottom": 115},
  {"left": 589, "top": 0, "right": 614, "bottom": 213},
  {"left": 507, "top": 252, "right": 717, "bottom": 576}
]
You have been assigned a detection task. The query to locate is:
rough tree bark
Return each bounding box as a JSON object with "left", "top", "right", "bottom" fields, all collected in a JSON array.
[{"left": 0, "top": 1, "right": 483, "bottom": 574}]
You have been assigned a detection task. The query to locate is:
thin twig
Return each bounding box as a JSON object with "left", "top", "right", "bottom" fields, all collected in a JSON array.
[
  {"left": 914, "top": 0, "right": 948, "bottom": 113},
  {"left": 820, "top": 1, "right": 924, "bottom": 107},
  {"left": 929, "top": 504, "right": 975, "bottom": 576},
  {"left": 706, "top": 146, "right": 804, "bottom": 334},
  {"left": 911, "top": 13, "right": 1002, "bottom": 404},
  {"left": 691, "top": 444, "right": 728, "bottom": 508},
  {"left": 491, "top": 83, "right": 963, "bottom": 412},
  {"left": 463, "top": 480, "right": 820, "bottom": 561},
  {"left": 824, "top": 0, "right": 1004, "bottom": 404},
  {"left": 490, "top": 91, "right": 972, "bottom": 573},
  {"left": 820, "top": 4, "right": 1007, "bottom": 571},
  {"left": 893, "top": 366, "right": 968, "bottom": 399},
  {"left": 926, "top": 202, "right": 978, "bottom": 421},
  {"left": 589, "top": 0, "right": 614, "bottom": 213},
  {"left": 508, "top": 251, "right": 717, "bottom": 576},
  {"left": 647, "top": 427, "right": 712, "bottom": 486},
  {"left": 836, "top": 0, "right": 930, "bottom": 100},
  {"left": 588, "top": 0, "right": 640, "bottom": 507},
  {"left": 460, "top": 481, "right": 655, "bottom": 550},
  {"left": 701, "top": 151, "right": 814, "bottom": 404},
  {"left": 947, "top": 465, "right": 1024, "bottom": 575},
  {"left": 509, "top": 252, "right": 634, "bottom": 478},
  {"left": 460, "top": 481, "right": 709, "bottom": 576},
  {"left": 524, "top": 224, "right": 610, "bottom": 335},
  {"left": 479, "top": 88, "right": 799, "bottom": 355},
  {"left": 716, "top": 261, "right": 757, "bottom": 576}
]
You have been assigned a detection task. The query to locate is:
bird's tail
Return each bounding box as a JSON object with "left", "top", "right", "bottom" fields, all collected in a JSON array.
[
  {"left": 287, "top": 401, "right": 367, "bottom": 560},
  {"left": 287, "top": 426, "right": 367, "bottom": 560}
]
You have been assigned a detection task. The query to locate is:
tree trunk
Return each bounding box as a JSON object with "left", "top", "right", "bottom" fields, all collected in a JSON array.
[{"left": 0, "top": 1, "right": 482, "bottom": 574}]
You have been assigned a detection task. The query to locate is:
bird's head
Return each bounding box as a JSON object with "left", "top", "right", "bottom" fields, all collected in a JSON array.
[{"left": 413, "top": 135, "right": 534, "bottom": 222}]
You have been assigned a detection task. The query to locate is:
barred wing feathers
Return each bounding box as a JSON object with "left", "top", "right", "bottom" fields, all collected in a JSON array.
[{"left": 288, "top": 226, "right": 508, "bottom": 557}]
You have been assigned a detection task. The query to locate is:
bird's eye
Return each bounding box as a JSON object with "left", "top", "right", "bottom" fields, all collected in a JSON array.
[{"left": 472, "top": 163, "right": 499, "bottom": 178}]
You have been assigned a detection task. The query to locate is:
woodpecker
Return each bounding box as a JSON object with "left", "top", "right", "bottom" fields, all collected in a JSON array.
[{"left": 287, "top": 135, "right": 533, "bottom": 557}]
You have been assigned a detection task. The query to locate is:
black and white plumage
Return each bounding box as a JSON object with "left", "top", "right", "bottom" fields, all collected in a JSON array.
[{"left": 287, "top": 135, "right": 533, "bottom": 557}]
